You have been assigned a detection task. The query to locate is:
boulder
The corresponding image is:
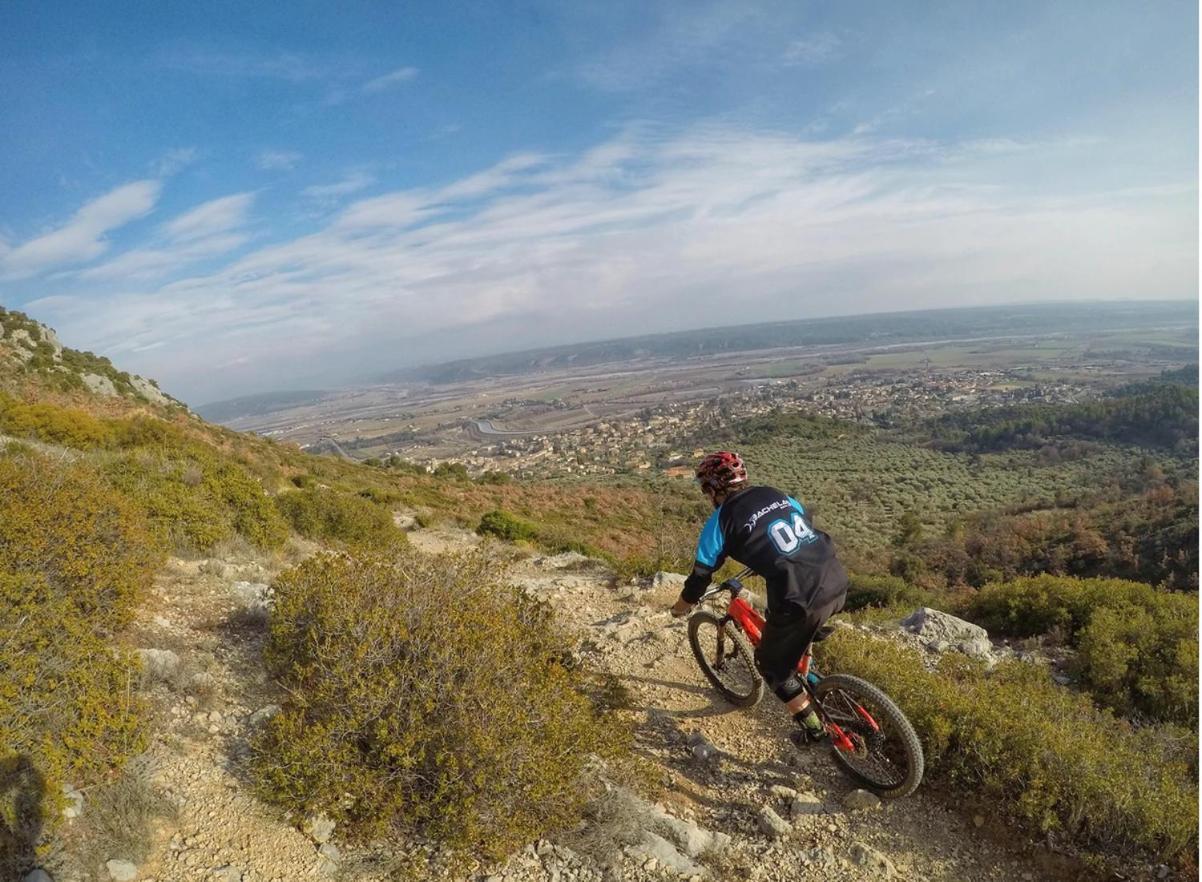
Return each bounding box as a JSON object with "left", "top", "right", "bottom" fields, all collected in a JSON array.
[
  {"left": 757, "top": 806, "right": 791, "bottom": 839},
  {"left": 105, "top": 860, "right": 137, "bottom": 881},
  {"left": 135, "top": 648, "right": 180, "bottom": 684},
  {"left": 849, "top": 842, "right": 896, "bottom": 877},
  {"left": 128, "top": 375, "right": 170, "bottom": 406},
  {"left": 648, "top": 803, "right": 730, "bottom": 857},
  {"left": 83, "top": 373, "right": 118, "bottom": 397},
  {"left": 901, "top": 608, "right": 992, "bottom": 658}
]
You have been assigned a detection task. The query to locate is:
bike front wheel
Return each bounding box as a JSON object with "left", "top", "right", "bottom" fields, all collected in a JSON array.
[
  {"left": 687, "top": 611, "right": 764, "bottom": 707},
  {"left": 814, "top": 673, "right": 924, "bottom": 799}
]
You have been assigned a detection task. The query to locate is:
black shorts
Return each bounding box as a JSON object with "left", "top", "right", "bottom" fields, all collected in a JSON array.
[{"left": 754, "top": 590, "right": 845, "bottom": 691}]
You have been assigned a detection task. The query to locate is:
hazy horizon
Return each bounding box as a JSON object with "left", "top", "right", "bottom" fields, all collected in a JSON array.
[{"left": 1, "top": 1, "right": 1197, "bottom": 403}]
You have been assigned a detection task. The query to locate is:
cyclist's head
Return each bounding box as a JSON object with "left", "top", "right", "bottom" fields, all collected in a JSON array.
[{"left": 695, "top": 450, "right": 747, "bottom": 505}]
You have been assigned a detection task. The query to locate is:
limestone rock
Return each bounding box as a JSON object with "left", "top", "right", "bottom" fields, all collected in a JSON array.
[
  {"left": 61, "top": 783, "right": 84, "bottom": 820},
  {"left": 849, "top": 841, "right": 896, "bottom": 877},
  {"left": 136, "top": 648, "right": 181, "bottom": 683},
  {"left": 23, "top": 869, "right": 53, "bottom": 882},
  {"left": 901, "top": 607, "right": 993, "bottom": 659},
  {"left": 303, "top": 812, "right": 336, "bottom": 844},
  {"left": 83, "top": 373, "right": 118, "bottom": 397},
  {"left": 247, "top": 704, "right": 281, "bottom": 728},
  {"left": 842, "top": 789, "right": 882, "bottom": 812},
  {"left": 105, "top": 859, "right": 137, "bottom": 881},
  {"left": 651, "top": 571, "right": 687, "bottom": 590},
  {"left": 128, "top": 374, "right": 170, "bottom": 406},
  {"left": 213, "top": 866, "right": 242, "bottom": 882},
  {"left": 628, "top": 831, "right": 704, "bottom": 877},
  {"left": 790, "top": 792, "right": 825, "bottom": 817},
  {"left": 757, "top": 805, "right": 791, "bottom": 839}
]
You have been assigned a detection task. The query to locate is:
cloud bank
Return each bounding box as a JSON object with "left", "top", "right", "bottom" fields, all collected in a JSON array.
[{"left": 12, "top": 127, "right": 1198, "bottom": 403}]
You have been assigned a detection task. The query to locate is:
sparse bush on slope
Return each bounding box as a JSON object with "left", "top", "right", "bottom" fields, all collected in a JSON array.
[
  {"left": 253, "top": 548, "right": 627, "bottom": 859},
  {"left": 964, "top": 575, "right": 1198, "bottom": 726},
  {"left": 274, "top": 486, "right": 401, "bottom": 546},
  {"left": 817, "top": 630, "right": 1197, "bottom": 864},
  {"left": 0, "top": 452, "right": 160, "bottom": 631}
]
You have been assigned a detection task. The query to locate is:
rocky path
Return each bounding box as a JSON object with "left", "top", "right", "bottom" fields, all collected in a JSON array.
[{"left": 49, "top": 527, "right": 1080, "bottom": 882}]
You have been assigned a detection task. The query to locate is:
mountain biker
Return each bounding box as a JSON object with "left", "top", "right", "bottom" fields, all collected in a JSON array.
[{"left": 670, "top": 451, "right": 848, "bottom": 742}]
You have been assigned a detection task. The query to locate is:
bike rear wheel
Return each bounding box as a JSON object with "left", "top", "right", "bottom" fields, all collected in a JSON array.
[
  {"left": 687, "top": 611, "right": 764, "bottom": 707},
  {"left": 814, "top": 673, "right": 923, "bottom": 799}
]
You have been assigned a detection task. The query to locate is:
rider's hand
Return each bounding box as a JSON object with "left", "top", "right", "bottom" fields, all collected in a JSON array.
[{"left": 670, "top": 598, "right": 694, "bottom": 618}]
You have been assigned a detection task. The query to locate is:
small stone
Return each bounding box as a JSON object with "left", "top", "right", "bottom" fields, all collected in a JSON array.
[
  {"left": 106, "top": 860, "right": 138, "bottom": 881},
  {"left": 1155, "top": 866, "right": 1171, "bottom": 880},
  {"left": 768, "top": 784, "right": 798, "bottom": 800},
  {"left": 247, "top": 704, "right": 281, "bottom": 728},
  {"left": 790, "top": 793, "right": 825, "bottom": 817},
  {"left": 842, "top": 789, "right": 881, "bottom": 812},
  {"left": 757, "top": 805, "right": 791, "bottom": 839},
  {"left": 303, "top": 813, "right": 336, "bottom": 844},
  {"left": 973, "top": 814, "right": 985, "bottom": 828},
  {"left": 849, "top": 842, "right": 896, "bottom": 877},
  {"left": 23, "top": 870, "right": 53, "bottom": 882},
  {"left": 213, "top": 866, "right": 241, "bottom": 882},
  {"left": 61, "top": 783, "right": 84, "bottom": 820},
  {"left": 136, "top": 648, "right": 181, "bottom": 683}
]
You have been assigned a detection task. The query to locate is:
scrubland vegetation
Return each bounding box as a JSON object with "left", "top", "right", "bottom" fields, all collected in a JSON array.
[
  {"left": 817, "top": 631, "right": 1197, "bottom": 862},
  {"left": 252, "top": 548, "right": 628, "bottom": 860}
]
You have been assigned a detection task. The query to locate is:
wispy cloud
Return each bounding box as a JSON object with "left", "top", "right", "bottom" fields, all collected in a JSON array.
[
  {"left": 784, "top": 32, "right": 842, "bottom": 66},
  {"left": 256, "top": 149, "right": 302, "bottom": 171},
  {"left": 302, "top": 172, "right": 376, "bottom": 202},
  {"left": 1, "top": 180, "right": 161, "bottom": 278},
  {"left": 362, "top": 66, "right": 419, "bottom": 93},
  {"left": 163, "top": 192, "right": 256, "bottom": 241},
  {"left": 73, "top": 192, "right": 256, "bottom": 282},
  {"left": 29, "top": 127, "right": 1196, "bottom": 403}
]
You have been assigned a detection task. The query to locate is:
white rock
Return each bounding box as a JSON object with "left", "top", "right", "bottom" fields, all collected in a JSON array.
[
  {"left": 128, "top": 374, "right": 170, "bottom": 405},
  {"left": 105, "top": 859, "right": 137, "bottom": 881},
  {"left": 757, "top": 806, "right": 791, "bottom": 839},
  {"left": 651, "top": 572, "right": 687, "bottom": 590},
  {"left": 136, "top": 648, "right": 180, "bottom": 683},
  {"left": 61, "top": 783, "right": 84, "bottom": 820},
  {"left": 842, "top": 789, "right": 882, "bottom": 812},
  {"left": 303, "top": 812, "right": 336, "bottom": 844},
  {"left": 901, "top": 608, "right": 992, "bottom": 659},
  {"left": 849, "top": 842, "right": 896, "bottom": 877},
  {"left": 247, "top": 704, "right": 281, "bottom": 728},
  {"left": 790, "top": 793, "right": 825, "bottom": 817},
  {"left": 83, "top": 373, "right": 119, "bottom": 397},
  {"left": 648, "top": 804, "right": 730, "bottom": 858},
  {"left": 628, "top": 831, "right": 704, "bottom": 877},
  {"left": 213, "top": 866, "right": 242, "bottom": 882}
]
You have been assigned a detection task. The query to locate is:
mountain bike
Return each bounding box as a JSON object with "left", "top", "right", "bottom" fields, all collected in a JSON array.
[{"left": 686, "top": 569, "right": 924, "bottom": 799}]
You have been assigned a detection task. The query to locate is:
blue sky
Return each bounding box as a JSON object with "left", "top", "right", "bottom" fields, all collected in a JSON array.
[{"left": 0, "top": 1, "right": 1197, "bottom": 404}]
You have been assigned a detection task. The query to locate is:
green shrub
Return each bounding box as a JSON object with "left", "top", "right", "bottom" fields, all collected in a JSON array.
[
  {"left": 476, "top": 509, "right": 538, "bottom": 542},
  {"left": 252, "top": 548, "right": 627, "bottom": 859},
  {"left": 964, "top": 576, "right": 1198, "bottom": 725},
  {"left": 817, "top": 631, "right": 1197, "bottom": 863},
  {"left": 0, "top": 572, "right": 145, "bottom": 876},
  {"left": 843, "top": 573, "right": 935, "bottom": 612},
  {"left": 274, "top": 487, "right": 400, "bottom": 546},
  {"left": 0, "top": 392, "right": 114, "bottom": 448},
  {"left": 0, "top": 453, "right": 159, "bottom": 630}
]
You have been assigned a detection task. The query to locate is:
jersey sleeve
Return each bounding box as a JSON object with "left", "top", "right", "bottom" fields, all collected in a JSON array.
[
  {"left": 695, "top": 510, "right": 726, "bottom": 567},
  {"left": 682, "top": 510, "right": 726, "bottom": 603}
]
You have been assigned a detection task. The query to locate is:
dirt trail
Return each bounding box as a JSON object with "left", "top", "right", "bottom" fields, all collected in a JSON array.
[{"left": 64, "top": 527, "right": 1085, "bottom": 882}]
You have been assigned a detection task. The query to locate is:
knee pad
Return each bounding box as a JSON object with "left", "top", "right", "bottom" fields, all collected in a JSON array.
[{"left": 772, "top": 673, "right": 807, "bottom": 703}]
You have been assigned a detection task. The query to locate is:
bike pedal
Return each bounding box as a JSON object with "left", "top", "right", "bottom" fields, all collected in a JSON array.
[{"left": 789, "top": 728, "right": 826, "bottom": 747}]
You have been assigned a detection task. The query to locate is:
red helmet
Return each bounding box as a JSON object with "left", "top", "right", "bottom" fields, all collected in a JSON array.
[{"left": 695, "top": 451, "right": 748, "bottom": 496}]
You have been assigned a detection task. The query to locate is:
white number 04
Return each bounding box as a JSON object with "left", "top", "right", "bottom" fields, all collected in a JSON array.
[{"left": 767, "top": 513, "right": 817, "bottom": 554}]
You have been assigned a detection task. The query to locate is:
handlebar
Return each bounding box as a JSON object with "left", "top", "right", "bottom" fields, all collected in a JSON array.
[{"left": 695, "top": 566, "right": 754, "bottom": 604}]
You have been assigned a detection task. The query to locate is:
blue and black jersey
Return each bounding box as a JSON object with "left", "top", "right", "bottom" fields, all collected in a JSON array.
[{"left": 681, "top": 485, "right": 847, "bottom": 617}]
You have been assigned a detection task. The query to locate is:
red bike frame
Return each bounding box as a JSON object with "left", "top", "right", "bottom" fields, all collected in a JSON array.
[{"left": 717, "top": 579, "right": 875, "bottom": 754}]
